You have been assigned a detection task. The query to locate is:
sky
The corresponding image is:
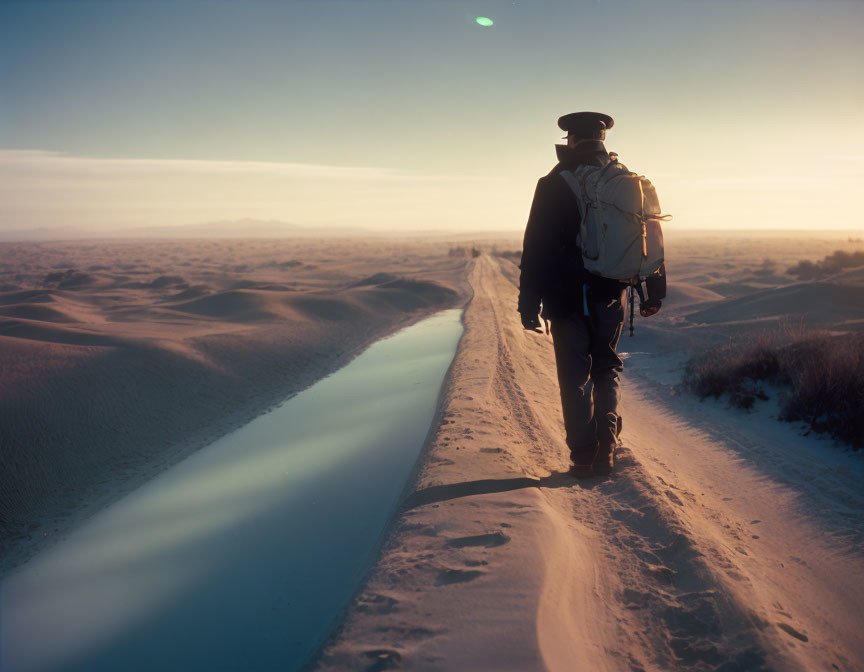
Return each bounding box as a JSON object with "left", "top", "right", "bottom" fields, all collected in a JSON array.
[{"left": 1, "top": 0, "right": 863, "bottom": 235}]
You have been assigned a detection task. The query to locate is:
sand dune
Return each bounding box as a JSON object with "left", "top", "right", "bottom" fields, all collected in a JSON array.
[
  {"left": 0, "top": 289, "right": 56, "bottom": 305},
  {"left": 829, "top": 265, "right": 864, "bottom": 286},
  {"left": 0, "top": 320, "right": 127, "bottom": 347},
  {"left": 288, "top": 295, "right": 368, "bottom": 322},
  {"left": 686, "top": 281, "right": 864, "bottom": 327},
  {"left": 351, "top": 271, "right": 401, "bottom": 286},
  {"left": 664, "top": 281, "right": 725, "bottom": 309},
  {"left": 163, "top": 278, "right": 459, "bottom": 324},
  {"left": 42, "top": 269, "right": 101, "bottom": 290},
  {"left": 702, "top": 281, "right": 772, "bottom": 298},
  {"left": 170, "top": 289, "right": 296, "bottom": 322},
  {"left": 159, "top": 285, "right": 213, "bottom": 302},
  {"left": 356, "top": 278, "right": 459, "bottom": 313},
  {"left": 0, "top": 237, "right": 470, "bottom": 576},
  {"left": 228, "top": 279, "right": 296, "bottom": 291},
  {"left": 0, "top": 303, "right": 80, "bottom": 323},
  {"left": 149, "top": 274, "right": 187, "bottom": 289}
]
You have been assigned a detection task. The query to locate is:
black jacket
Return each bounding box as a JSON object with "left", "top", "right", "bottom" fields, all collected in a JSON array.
[{"left": 518, "top": 141, "right": 627, "bottom": 319}]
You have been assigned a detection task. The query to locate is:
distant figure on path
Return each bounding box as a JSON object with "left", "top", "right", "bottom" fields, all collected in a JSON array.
[{"left": 518, "top": 112, "right": 629, "bottom": 478}]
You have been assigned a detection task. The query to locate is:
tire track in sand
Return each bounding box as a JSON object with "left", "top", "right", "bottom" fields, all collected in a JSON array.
[{"left": 481, "top": 257, "right": 560, "bottom": 472}]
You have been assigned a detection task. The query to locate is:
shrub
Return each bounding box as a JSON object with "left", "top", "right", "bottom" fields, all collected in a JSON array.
[
  {"left": 752, "top": 257, "right": 777, "bottom": 278},
  {"left": 787, "top": 249, "right": 864, "bottom": 279},
  {"left": 684, "top": 331, "right": 864, "bottom": 449}
]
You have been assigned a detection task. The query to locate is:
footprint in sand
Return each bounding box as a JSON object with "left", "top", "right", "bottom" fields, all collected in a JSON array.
[
  {"left": 355, "top": 593, "right": 400, "bottom": 615},
  {"left": 776, "top": 622, "right": 809, "bottom": 642},
  {"left": 445, "top": 532, "right": 511, "bottom": 549},
  {"left": 621, "top": 588, "right": 653, "bottom": 607},
  {"left": 665, "top": 490, "right": 685, "bottom": 506},
  {"left": 464, "top": 559, "right": 489, "bottom": 567},
  {"left": 647, "top": 564, "right": 676, "bottom": 585},
  {"left": 435, "top": 568, "right": 485, "bottom": 586},
  {"left": 363, "top": 648, "right": 401, "bottom": 671},
  {"left": 669, "top": 638, "right": 723, "bottom": 666}
]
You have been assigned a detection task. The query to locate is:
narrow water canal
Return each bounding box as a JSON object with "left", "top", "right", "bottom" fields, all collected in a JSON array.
[{"left": 1, "top": 309, "right": 464, "bottom": 672}]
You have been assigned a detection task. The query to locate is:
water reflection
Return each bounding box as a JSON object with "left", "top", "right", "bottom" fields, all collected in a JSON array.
[{"left": 1, "top": 309, "right": 464, "bottom": 672}]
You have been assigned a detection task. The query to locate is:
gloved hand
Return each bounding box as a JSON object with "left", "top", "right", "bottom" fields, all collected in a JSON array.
[
  {"left": 520, "top": 312, "right": 543, "bottom": 333},
  {"left": 639, "top": 298, "right": 662, "bottom": 317}
]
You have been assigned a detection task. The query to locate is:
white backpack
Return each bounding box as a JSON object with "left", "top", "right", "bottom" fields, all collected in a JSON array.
[{"left": 559, "top": 154, "right": 669, "bottom": 282}]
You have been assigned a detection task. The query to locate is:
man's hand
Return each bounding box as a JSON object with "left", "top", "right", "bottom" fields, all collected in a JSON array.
[{"left": 520, "top": 312, "right": 543, "bottom": 333}]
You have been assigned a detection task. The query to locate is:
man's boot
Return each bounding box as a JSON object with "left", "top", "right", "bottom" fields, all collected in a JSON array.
[
  {"left": 569, "top": 445, "right": 598, "bottom": 478},
  {"left": 568, "top": 463, "right": 594, "bottom": 478},
  {"left": 592, "top": 445, "right": 614, "bottom": 476},
  {"left": 592, "top": 415, "right": 621, "bottom": 476}
]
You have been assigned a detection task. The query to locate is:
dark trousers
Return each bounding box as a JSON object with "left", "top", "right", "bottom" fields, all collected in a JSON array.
[{"left": 550, "top": 294, "right": 625, "bottom": 464}]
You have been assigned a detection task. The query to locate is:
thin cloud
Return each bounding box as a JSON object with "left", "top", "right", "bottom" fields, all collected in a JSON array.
[
  {"left": 0, "top": 149, "right": 520, "bottom": 233},
  {"left": 0, "top": 150, "right": 501, "bottom": 184}
]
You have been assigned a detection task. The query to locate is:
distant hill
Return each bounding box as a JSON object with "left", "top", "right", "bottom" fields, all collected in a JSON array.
[
  {"left": 685, "top": 281, "right": 864, "bottom": 328},
  {"left": 0, "top": 219, "right": 369, "bottom": 241},
  {"left": 0, "top": 220, "right": 523, "bottom": 242}
]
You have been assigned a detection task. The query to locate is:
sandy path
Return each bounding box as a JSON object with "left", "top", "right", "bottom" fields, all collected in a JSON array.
[
  {"left": 315, "top": 255, "right": 864, "bottom": 672},
  {"left": 620, "top": 377, "right": 864, "bottom": 671}
]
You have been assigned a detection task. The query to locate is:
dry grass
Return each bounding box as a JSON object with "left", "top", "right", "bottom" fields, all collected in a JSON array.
[{"left": 684, "top": 329, "right": 864, "bottom": 450}]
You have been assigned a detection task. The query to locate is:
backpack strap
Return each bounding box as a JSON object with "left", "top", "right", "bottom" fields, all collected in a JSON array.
[
  {"left": 597, "top": 156, "right": 620, "bottom": 177},
  {"left": 561, "top": 171, "right": 593, "bottom": 319},
  {"left": 628, "top": 285, "right": 636, "bottom": 337},
  {"left": 558, "top": 170, "right": 590, "bottom": 224},
  {"left": 558, "top": 170, "right": 588, "bottom": 219}
]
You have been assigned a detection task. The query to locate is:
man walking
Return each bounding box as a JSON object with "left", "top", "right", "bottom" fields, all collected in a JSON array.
[{"left": 518, "top": 111, "right": 627, "bottom": 478}]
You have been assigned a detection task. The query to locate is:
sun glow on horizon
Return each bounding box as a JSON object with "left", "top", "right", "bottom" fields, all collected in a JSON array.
[{"left": 1, "top": 0, "right": 862, "bottom": 235}]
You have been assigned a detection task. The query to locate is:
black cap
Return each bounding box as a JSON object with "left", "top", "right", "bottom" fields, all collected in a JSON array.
[{"left": 557, "top": 111, "right": 614, "bottom": 138}]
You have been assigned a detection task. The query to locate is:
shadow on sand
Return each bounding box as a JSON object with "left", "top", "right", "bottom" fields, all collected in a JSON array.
[{"left": 403, "top": 470, "right": 608, "bottom": 510}]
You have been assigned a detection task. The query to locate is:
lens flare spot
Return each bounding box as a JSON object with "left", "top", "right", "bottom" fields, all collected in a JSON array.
[{"left": 475, "top": 16, "right": 494, "bottom": 27}]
